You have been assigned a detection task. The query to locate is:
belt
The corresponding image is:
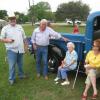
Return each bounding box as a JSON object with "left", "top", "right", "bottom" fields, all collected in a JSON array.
[{"left": 36, "top": 45, "right": 48, "bottom": 47}]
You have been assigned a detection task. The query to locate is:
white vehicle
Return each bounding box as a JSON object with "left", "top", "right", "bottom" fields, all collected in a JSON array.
[
  {"left": 34, "top": 22, "right": 40, "bottom": 25},
  {"left": 65, "top": 18, "right": 73, "bottom": 24},
  {"left": 75, "top": 19, "right": 81, "bottom": 24}
]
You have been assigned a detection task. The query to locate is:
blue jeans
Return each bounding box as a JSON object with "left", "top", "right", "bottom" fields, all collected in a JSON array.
[
  {"left": 57, "top": 67, "right": 69, "bottom": 79},
  {"left": 36, "top": 46, "right": 48, "bottom": 76},
  {"left": 7, "top": 50, "right": 24, "bottom": 81}
]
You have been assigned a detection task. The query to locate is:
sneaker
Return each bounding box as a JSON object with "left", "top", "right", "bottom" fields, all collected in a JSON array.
[
  {"left": 55, "top": 81, "right": 59, "bottom": 84},
  {"left": 37, "top": 74, "right": 40, "bottom": 78},
  {"left": 9, "top": 80, "right": 14, "bottom": 85},
  {"left": 44, "top": 76, "right": 49, "bottom": 80},
  {"left": 61, "top": 81, "right": 70, "bottom": 86},
  {"left": 20, "top": 75, "right": 28, "bottom": 79},
  {"left": 54, "top": 77, "right": 60, "bottom": 81}
]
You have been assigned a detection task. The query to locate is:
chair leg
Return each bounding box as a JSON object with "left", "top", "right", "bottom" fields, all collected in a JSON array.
[{"left": 72, "top": 63, "right": 80, "bottom": 89}]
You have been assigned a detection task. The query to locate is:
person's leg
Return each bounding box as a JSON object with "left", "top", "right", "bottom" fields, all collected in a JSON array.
[
  {"left": 60, "top": 68, "right": 70, "bottom": 85},
  {"left": 89, "top": 70, "right": 97, "bottom": 95},
  {"left": 57, "top": 67, "right": 62, "bottom": 78},
  {"left": 7, "top": 50, "right": 17, "bottom": 83},
  {"left": 17, "top": 53, "right": 24, "bottom": 78},
  {"left": 60, "top": 68, "right": 68, "bottom": 80},
  {"left": 54, "top": 66, "right": 62, "bottom": 82},
  {"left": 82, "top": 72, "right": 91, "bottom": 98},
  {"left": 83, "top": 75, "right": 91, "bottom": 96},
  {"left": 36, "top": 47, "right": 42, "bottom": 76},
  {"left": 42, "top": 47, "right": 48, "bottom": 77}
]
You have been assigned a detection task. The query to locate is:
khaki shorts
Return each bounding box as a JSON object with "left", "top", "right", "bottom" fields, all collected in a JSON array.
[{"left": 85, "top": 69, "right": 97, "bottom": 85}]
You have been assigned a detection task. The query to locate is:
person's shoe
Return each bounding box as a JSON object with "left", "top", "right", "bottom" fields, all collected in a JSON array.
[
  {"left": 44, "top": 76, "right": 48, "bottom": 80},
  {"left": 54, "top": 77, "right": 60, "bottom": 82},
  {"left": 37, "top": 74, "right": 40, "bottom": 78},
  {"left": 81, "top": 94, "right": 87, "bottom": 100},
  {"left": 61, "top": 81, "right": 70, "bottom": 86},
  {"left": 55, "top": 81, "right": 59, "bottom": 84},
  {"left": 20, "top": 75, "right": 28, "bottom": 79},
  {"left": 9, "top": 80, "right": 14, "bottom": 85},
  {"left": 91, "top": 94, "right": 98, "bottom": 100}
]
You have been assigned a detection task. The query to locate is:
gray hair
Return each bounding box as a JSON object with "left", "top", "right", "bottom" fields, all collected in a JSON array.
[
  {"left": 40, "top": 19, "right": 48, "bottom": 25},
  {"left": 67, "top": 42, "right": 75, "bottom": 49}
]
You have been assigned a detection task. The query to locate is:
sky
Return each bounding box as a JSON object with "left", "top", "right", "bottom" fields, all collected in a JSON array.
[{"left": 0, "top": 0, "right": 100, "bottom": 16}]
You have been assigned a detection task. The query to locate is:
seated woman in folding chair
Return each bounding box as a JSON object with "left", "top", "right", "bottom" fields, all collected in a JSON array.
[
  {"left": 82, "top": 39, "right": 100, "bottom": 100},
  {"left": 54, "top": 42, "right": 78, "bottom": 86}
]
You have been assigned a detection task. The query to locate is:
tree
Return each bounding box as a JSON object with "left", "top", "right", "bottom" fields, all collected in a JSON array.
[
  {"left": 14, "top": 12, "right": 28, "bottom": 24},
  {"left": 55, "top": 1, "right": 90, "bottom": 22},
  {"left": 0, "top": 10, "right": 8, "bottom": 19},
  {"left": 28, "top": 1, "right": 54, "bottom": 22}
]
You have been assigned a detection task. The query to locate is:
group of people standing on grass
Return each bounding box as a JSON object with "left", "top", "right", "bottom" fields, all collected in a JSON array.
[{"left": 0, "top": 15, "right": 100, "bottom": 100}]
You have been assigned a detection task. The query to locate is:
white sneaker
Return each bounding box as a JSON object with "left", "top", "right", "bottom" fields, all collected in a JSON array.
[
  {"left": 54, "top": 77, "right": 60, "bottom": 81},
  {"left": 55, "top": 81, "right": 59, "bottom": 84},
  {"left": 61, "top": 81, "right": 70, "bottom": 86}
]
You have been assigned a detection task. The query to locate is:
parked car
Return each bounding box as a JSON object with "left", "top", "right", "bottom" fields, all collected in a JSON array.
[
  {"left": 34, "top": 22, "right": 40, "bottom": 26},
  {"left": 65, "top": 18, "right": 73, "bottom": 24},
  {"left": 75, "top": 19, "right": 81, "bottom": 24}
]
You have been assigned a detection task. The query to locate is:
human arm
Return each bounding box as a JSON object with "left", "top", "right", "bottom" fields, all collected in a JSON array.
[
  {"left": 31, "top": 31, "right": 37, "bottom": 50},
  {"left": 48, "top": 27, "right": 69, "bottom": 42},
  {"left": 0, "top": 27, "right": 14, "bottom": 43}
]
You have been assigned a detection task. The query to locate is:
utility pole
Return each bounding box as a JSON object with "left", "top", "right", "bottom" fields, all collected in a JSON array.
[
  {"left": 28, "top": 0, "right": 34, "bottom": 26},
  {"left": 28, "top": 0, "right": 31, "bottom": 8},
  {"left": 31, "top": 0, "right": 34, "bottom": 26}
]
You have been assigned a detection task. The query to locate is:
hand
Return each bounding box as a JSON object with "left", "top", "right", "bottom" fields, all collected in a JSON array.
[
  {"left": 62, "top": 37, "right": 69, "bottom": 42},
  {"left": 6, "top": 38, "right": 14, "bottom": 43},
  {"left": 33, "top": 44, "right": 37, "bottom": 50},
  {"left": 84, "top": 64, "right": 92, "bottom": 69},
  {"left": 61, "top": 61, "right": 65, "bottom": 65}
]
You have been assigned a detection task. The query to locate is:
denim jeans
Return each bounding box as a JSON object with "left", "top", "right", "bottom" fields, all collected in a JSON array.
[
  {"left": 7, "top": 50, "right": 24, "bottom": 81},
  {"left": 36, "top": 46, "right": 48, "bottom": 76},
  {"left": 57, "top": 67, "right": 69, "bottom": 79}
]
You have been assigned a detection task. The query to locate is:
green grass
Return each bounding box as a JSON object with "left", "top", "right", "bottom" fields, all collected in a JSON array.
[
  {"left": 0, "top": 24, "right": 100, "bottom": 100},
  {"left": 22, "top": 24, "right": 85, "bottom": 36}
]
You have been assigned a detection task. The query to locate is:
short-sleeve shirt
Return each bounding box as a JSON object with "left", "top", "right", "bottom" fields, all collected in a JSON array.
[
  {"left": 85, "top": 50, "right": 100, "bottom": 68},
  {"left": 65, "top": 50, "right": 78, "bottom": 70},
  {"left": 0, "top": 24, "right": 26, "bottom": 53}
]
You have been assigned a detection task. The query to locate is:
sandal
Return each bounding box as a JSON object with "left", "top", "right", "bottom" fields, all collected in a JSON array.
[
  {"left": 91, "top": 94, "right": 98, "bottom": 100},
  {"left": 82, "top": 94, "right": 87, "bottom": 100}
]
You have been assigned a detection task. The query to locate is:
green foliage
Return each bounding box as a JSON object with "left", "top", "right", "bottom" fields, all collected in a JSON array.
[
  {"left": 28, "top": 2, "right": 54, "bottom": 21},
  {"left": 14, "top": 12, "right": 29, "bottom": 24},
  {"left": 0, "top": 10, "right": 8, "bottom": 19},
  {"left": 55, "top": 1, "right": 90, "bottom": 21}
]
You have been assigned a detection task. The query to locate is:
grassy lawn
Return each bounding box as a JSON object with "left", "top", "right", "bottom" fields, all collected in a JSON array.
[
  {"left": 23, "top": 24, "right": 85, "bottom": 36},
  {"left": 0, "top": 24, "right": 100, "bottom": 100}
]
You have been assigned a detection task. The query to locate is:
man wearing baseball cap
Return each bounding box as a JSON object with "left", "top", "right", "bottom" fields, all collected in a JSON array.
[{"left": 0, "top": 13, "right": 27, "bottom": 85}]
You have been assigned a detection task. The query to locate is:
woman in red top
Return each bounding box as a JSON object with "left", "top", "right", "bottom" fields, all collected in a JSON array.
[{"left": 73, "top": 24, "right": 79, "bottom": 34}]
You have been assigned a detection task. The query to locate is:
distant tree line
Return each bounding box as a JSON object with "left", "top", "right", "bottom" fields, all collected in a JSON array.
[{"left": 0, "top": 1, "right": 90, "bottom": 24}]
